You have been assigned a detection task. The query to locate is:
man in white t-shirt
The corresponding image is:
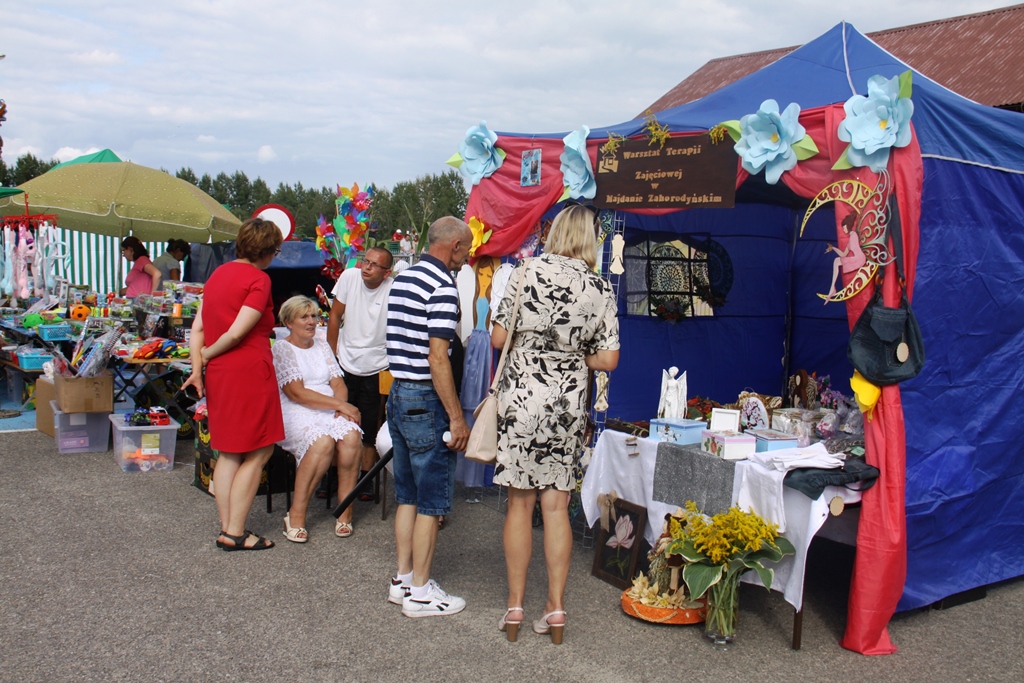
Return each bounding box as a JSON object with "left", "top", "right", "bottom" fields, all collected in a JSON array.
[{"left": 327, "top": 246, "right": 394, "bottom": 494}]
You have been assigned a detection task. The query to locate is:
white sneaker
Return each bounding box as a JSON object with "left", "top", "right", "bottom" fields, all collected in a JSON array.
[
  {"left": 401, "top": 580, "right": 466, "bottom": 618},
  {"left": 388, "top": 577, "right": 410, "bottom": 605}
]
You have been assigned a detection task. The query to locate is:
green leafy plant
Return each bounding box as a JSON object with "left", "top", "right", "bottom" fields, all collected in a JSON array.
[{"left": 664, "top": 502, "right": 795, "bottom": 602}]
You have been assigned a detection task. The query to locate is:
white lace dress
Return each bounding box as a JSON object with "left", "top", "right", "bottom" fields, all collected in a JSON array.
[{"left": 271, "top": 338, "right": 361, "bottom": 463}]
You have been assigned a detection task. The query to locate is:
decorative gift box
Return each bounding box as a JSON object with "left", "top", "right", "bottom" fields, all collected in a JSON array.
[
  {"left": 648, "top": 417, "right": 706, "bottom": 445},
  {"left": 709, "top": 408, "right": 741, "bottom": 432},
  {"left": 746, "top": 428, "right": 800, "bottom": 452},
  {"left": 701, "top": 429, "right": 755, "bottom": 461}
]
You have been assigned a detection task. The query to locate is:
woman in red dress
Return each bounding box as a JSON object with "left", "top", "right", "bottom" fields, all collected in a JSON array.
[{"left": 182, "top": 218, "right": 285, "bottom": 551}]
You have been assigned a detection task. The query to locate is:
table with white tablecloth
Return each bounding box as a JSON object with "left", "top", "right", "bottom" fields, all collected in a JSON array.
[{"left": 581, "top": 429, "right": 862, "bottom": 615}]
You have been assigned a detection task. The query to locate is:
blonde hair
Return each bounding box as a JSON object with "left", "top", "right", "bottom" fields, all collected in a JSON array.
[
  {"left": 544, "top": 204, "right": 598, "bottom": 269},
  {"left": 278, "top": 295, "right": 318, "bottom": 327}
]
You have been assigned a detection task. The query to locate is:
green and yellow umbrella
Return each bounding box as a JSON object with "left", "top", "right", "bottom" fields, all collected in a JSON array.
[{"left": 0, "top": 161, "right": 240, "bottom": 242}]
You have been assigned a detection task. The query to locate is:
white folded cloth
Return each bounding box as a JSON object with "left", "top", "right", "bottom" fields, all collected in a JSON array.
[{"left": 746, "top": 442, "right": 843, "bottom": 472}]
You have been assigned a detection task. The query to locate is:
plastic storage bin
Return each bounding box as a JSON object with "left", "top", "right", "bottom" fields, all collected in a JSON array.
[
  {"left": 109, "top": 414, "right": 179, "bottom": 472},
  {"left": 52, "top": 400, "right": 112, "bottom": 453},
  {"left": 37, "top": 323, "right": 72, "bottom": 341},
  {"left": 17, "top": 350, "right": 52, "bottom": 371}
]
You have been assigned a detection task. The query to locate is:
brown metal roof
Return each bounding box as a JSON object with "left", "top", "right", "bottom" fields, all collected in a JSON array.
[{"left": 646, "top": 3, "right": 1024, "bottom": 114}]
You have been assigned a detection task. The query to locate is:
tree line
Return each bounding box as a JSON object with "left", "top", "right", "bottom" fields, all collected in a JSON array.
[{"left": 1, "top": 152, "right": 468, "bottom": 245}]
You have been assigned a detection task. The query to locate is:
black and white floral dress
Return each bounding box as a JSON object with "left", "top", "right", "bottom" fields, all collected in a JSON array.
[{"left": 491, "top": 254, "right": 620, "bottom": 491}]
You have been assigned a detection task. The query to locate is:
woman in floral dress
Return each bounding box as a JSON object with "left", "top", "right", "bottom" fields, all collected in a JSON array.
[{"left": 491, "top": 204, "right": 620, "bottom": 644}]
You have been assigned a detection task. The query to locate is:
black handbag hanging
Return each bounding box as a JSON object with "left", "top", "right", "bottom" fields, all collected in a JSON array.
[{"left": 846, "top": 194, "right": 926, "bottom": 385}]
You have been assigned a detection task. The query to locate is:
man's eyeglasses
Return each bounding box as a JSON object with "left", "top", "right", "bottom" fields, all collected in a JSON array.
[{"left": 362, "top": 260, "right": 390, "bottom": 271}]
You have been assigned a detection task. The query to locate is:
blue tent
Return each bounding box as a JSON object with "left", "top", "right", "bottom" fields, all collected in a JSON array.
[{"left": 466, "top": 22, "right": 1024, "bottom": 652}]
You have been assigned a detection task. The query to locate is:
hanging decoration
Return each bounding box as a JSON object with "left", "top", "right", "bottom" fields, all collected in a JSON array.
[
  {"left": 0, "top": 214, "right": 59, "bottom": 301},
  {"left": 446, "top": 121, "right": 506, "bottom": 185},
  {"left": 834, "top": 71, "right": 914, "bottom": 172},
  {"left": 721, "top": 99, "right": 819, "bottom": 185},
  {"left": 800, "top": 170, "right": 895, "bottom": 302},
  {"left": 559, "top": 125, "right": 596, "bottom": 201},
  {"left": 600, "top": 132, "right": 626, "bottom": 156},
  {"left": 642, "top": 110, "right": 671, "bottom": 149},
  {"left": 0, "top": 226, "right": 14, "bottom": 296},
  {"left": 15, "top": 223, "right": 35, "bottom": 299},
  {"left": 467, "top": 217, "right": 491, "bottom": 257}
]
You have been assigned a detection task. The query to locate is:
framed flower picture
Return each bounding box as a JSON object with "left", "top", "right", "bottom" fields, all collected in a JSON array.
[{"left": 592, "top": 498, "right": 648, "bottom": 589}]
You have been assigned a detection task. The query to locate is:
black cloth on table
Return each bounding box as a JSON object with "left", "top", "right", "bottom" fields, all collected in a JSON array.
[{"left": 783, "top": 457, "right": 880, "bottom": 499}]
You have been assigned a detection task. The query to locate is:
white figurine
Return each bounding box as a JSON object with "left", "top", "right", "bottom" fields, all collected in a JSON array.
[{"left": 658, "top": 366, "right": 687, "bottom": 420}]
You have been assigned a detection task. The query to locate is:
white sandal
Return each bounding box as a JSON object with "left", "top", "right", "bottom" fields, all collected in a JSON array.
[
  {"left": 533, "top": 610, "right": 566, "bottom": 644},
  {"left": 283, "top": 514, "right": 308, "bottom": 543},
  {"left": 335, "top": 519, "right": 353, "bottom": 538},
  {"left": 499, "top": 607, "right": 524, "bottom": 642}
]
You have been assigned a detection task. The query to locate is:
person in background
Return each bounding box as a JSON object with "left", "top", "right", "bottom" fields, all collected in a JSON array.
[
  {"left": 120, "top": 236, "right": 162, "bottom": 296},
  {"left": 491, "top": 204, "right": 620, "bottom": 644},
  {"left": 181, "top": 217, "right": 284, "bottom": 551},
  {"left": 385, "top": 216, "right": 472, "bottom": 618},
  {"left": 153, "top": 239, "right": 192, "bottom": 284},
  {"left": 274, "top": 296, "right": 363, "bottom": 541},
  {"left": 326, "top": 246, "right": 394, "bottom": 502}
]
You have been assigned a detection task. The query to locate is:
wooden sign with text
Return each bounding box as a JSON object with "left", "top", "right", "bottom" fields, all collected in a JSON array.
[{"left": 595, "top": 135, "right": 736, "bottom": 210}]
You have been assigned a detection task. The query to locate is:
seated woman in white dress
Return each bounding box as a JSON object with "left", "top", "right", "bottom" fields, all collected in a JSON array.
[{"left": 272, "top": 296, "right": 363, "bottom": 542}]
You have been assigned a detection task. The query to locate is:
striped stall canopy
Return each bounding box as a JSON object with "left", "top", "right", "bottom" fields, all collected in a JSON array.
[{"left": 55, "top": 228, "right": 166, "bottom": 294}]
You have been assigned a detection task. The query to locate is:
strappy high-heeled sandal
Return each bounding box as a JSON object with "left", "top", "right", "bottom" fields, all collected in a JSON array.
[
  {"left": 283, "top": 514, "right": 308, "bottom": 543},
  {"left": 217, "top": 531, "right": 274, "bottom": 551},
  {"left": 498, "top": 607, "right": 524, "bottom": 642},
  {"left": 335, "top": 519, "right": 353, "bottom": 538},
  {"left": 533, "top": 610, "right": 566, "bottom": 644}
]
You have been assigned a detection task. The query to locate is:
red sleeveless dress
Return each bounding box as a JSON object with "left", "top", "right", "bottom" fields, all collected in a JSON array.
[{"left": 202, "top": 261, "right": 284, "bottom": 453}]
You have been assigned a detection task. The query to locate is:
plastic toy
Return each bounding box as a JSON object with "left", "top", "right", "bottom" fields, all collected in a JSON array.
[
  {"left": 123, "top": 449, "right": 171, "bottom": 471},
  {"left": 126, "top": 408, "right": 153, "bottom": 426},
  {"left": 133, "top": 339, "right": 165, "bottom": 359},
  {"left": 148, "top": 407, "right": 170, "bottom": 426},
  {"left": 69, "top": 304, "right": 91, "bottom": 321}
]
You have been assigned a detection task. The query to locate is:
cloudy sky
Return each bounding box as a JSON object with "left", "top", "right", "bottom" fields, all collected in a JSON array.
[{"left": 1, "top": 0, "right": 1016, "bottom": 191}]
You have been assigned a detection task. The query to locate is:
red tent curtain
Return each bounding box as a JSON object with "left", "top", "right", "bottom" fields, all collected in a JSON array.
[{"left": 782, "top": 104, "right": 922, "bottom": 655}]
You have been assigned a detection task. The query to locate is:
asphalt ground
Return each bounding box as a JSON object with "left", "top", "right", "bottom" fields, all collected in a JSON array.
[{"left": 0, "top": 429, "right": 1020, "bottom": 682}]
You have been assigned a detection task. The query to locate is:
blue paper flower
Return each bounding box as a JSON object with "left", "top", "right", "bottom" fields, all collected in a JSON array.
[
  {"left": 837, "top": 74, "right": 914, "bottom": 172},
  {"left": 560, "top": 125, "right": 596, "bottom": 199},
  {"left": 458, "top": 121, "right": 505, "bottom": 185},
  {"left": 734, "top": 100, "right": 805, "bottom": 185}
]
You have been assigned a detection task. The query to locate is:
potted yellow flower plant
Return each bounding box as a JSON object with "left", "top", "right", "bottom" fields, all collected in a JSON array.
[{"left": 664, "top": 501, "right": 795, "bottom": 644}]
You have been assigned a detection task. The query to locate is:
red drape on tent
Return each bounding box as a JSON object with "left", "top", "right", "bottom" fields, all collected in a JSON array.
[
  {"left": 782, "top": 104, "right": 922, "bottom": 655},
  {"left": 465, "top": 137, "right": 567, "bottom": 258}
]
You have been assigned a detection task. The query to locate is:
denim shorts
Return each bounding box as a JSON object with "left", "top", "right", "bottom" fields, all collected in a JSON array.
[{"left": 386, "top": 379, "right": 456, "bottom": 516}]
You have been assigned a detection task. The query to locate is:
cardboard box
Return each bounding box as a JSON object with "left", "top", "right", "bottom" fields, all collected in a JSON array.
[
  {"left": 35, "top": 377, "right": 56, "bottom": 437},
  {"left": 701, "top": 429, "right": 755, "bottom": 461},
  {"left": 649, "top": 417, "right": 706, "bottom": 445},
  {"left": 54, "top": 371, "right": 114, "bottom": 414}
]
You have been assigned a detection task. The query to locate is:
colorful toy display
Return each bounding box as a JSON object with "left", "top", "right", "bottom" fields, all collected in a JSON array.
[{"left": 315, "top": 182, "right": 373, "bottom": 277}]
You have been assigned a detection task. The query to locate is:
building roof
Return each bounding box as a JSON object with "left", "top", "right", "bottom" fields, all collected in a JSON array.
[{"left": 646, "top": 3, "right": 1024, "bottom": 114}]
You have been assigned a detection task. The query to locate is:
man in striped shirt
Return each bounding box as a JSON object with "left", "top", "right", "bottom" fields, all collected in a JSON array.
[{"left": 385, "top": 216, "right": 473, "bottom": 617}]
